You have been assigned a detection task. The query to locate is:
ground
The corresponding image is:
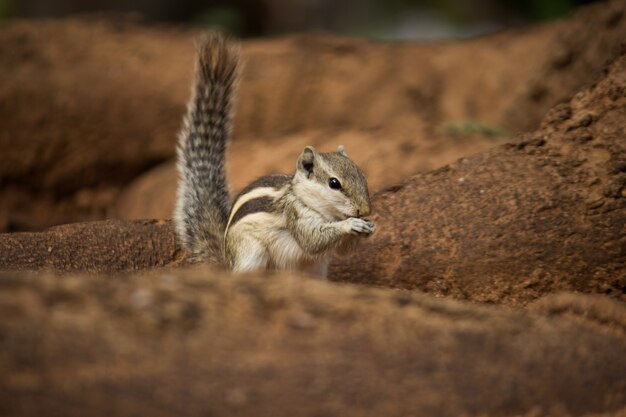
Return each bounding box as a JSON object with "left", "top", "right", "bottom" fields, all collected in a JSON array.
[{"left": 0, "top": 1, "right": 625, "bottom": 416}]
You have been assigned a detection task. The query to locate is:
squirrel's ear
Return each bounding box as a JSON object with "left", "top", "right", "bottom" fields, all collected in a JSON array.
[
  {"left": 337, "top": 145, "right": 348, "bottom": 157},
  {"left": 297, "top": 146, "right": 316, "bottom": 177}
]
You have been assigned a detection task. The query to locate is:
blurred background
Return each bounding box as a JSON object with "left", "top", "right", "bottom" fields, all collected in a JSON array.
[
  {"left": 3, "top": 0, "right": 596, "bottom": 39},
  {"left": 2, "top": 0, "right": 622, "bottom": 234}
]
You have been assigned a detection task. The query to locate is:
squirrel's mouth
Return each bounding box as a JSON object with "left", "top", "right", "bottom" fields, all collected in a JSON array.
[{"left": 342, "top": 210, "right": 360, "bottom": 219}]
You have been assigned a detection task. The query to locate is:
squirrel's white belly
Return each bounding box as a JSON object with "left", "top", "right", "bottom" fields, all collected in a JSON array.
[
  {"left": 226, "top": 212, "right": 328, "bottom": 274},
  {"left": 267, "top": 228, "right": 326, "bottom": 272}
]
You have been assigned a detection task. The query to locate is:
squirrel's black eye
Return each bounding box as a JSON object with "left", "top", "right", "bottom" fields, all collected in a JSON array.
[{"left": 328, "top": 177, "right": 342, "bottom": 190}]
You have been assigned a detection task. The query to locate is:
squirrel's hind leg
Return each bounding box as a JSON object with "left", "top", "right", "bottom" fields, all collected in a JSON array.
[{"left": 228, "top": 236, "right": 269, "bottom": 273}]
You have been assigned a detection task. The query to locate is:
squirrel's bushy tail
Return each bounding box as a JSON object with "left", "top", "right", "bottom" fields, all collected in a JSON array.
[{"left": 174, "top": 33, "right": 239, "bottom": 262}]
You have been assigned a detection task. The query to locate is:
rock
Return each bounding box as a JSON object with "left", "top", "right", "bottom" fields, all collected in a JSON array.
[
  {"left": 2, "top": 50, "right": 625, "bottom": 305},
  {"left": 0, "top": 219, "right": 184, "bottom": 273},
  {"left": 2, "top": 0, "right": 626, "bottom": 229},
  {"left": 115, "top": 163, "right": 179, "bottom": 221},
  {"left": 329, "top": 48, "right": 626, "bottom": 305},
  {"left": 528, "top": 292, "right": 626, "bottom": 335},
  {"left": 0, "top": 269, "right": 624, "bottom": 417}
]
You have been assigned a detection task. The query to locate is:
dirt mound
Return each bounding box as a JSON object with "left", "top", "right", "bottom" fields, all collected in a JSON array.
[
  {"left": 0, "top": 219, "right": 183, "bottom": 273},
  {"left": 2, "top": 47, "right": 625, "bottom": 305},
  {"left": 2, "top": 0, "right": 626, "bottom": 230},
  {"left": 331, "top": 47, "right": 626, "bottom": 305},
  {"left": 2, "top": 7, "right": 626, "bottom": 413},
  {"left": 1, "top": 269, "right": 625, "bottom": 417}
]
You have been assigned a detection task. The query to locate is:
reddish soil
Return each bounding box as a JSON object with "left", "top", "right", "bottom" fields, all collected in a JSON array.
[
  {"left": 1, "top": 43, "right": 624, "bottom": 307},
  {"left": 1, "top": 1, "right": 625, "bottom": 228},
  {"left": 0, "top": 269, "right": 625, "bottom": 417},
  {"left": 330, "top": 46, "right": 626, "bottom": 305},
  {"left": 1, "top": 4, "right": 626, "bottom": 415},
  {"left": 0, "top": 0, "right": 625, "bottom": 306}
]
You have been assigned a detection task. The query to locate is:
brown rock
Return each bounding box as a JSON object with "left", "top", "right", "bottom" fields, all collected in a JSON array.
[
  {"left": 0, "top": 269, "right": 624, "bottom": 417},
  {"left": 0, "top": 219, "right": 184, "bottom": 273},
  {"left": 2, "top": 50, "right": 625, "bottom": 306},
  {"left": 115, "top": 163, "right": 179, "bottom": 221},
  {"left": 529, "top": 292, "right": 626, "bottom": 336},
  {"left": 3, "top": 0, "right": 626, "bottom": 229},
  {"left": 329, "top": 48, "right": 626, "bottom": 305}
]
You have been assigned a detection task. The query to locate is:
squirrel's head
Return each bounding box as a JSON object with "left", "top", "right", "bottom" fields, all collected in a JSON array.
[{"left": 293, "top": 145, "right": 371, "bottom": 220}]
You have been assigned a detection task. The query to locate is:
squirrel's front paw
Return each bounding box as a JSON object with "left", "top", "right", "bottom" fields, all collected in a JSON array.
[{"left": 346, "top": 218, "right": 376, "bottom": 236}]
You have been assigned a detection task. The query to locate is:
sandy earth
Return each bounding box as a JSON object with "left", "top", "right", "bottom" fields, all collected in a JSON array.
[
  {"left": 0, "top": 1, "right": 626, "bottom": 416},
  {"left": 1, "top": 0, "right": 625, "bottom": 229}
]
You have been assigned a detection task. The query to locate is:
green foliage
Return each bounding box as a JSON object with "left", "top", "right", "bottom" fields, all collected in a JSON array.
[
  {"left": 438, "top": 120, "right": 511, "bottom": 139},
  {"left": 528, "top": 0, "right": 574, "bottom": 20},
  {"left": 192, "top": 6, "right": 244, "bottom": 35},
  {"left": 0, "top": 0, "right": 10, "bottom": 19}
]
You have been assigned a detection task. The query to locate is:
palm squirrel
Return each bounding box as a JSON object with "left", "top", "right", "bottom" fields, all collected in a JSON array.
[{"left": 174, "top": 33, "right": 376, "bottom": 276}]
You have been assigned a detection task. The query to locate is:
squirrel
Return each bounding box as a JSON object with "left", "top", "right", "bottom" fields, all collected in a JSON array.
[{"left": 174, "top": 33, "right": 376, "bottom": 276}]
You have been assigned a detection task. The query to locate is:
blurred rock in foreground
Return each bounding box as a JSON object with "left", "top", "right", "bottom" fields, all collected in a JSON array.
[{"left": 0, "top": 270, "right": 624, "bottom": 417}]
